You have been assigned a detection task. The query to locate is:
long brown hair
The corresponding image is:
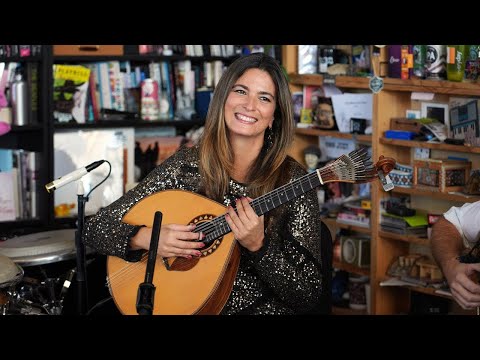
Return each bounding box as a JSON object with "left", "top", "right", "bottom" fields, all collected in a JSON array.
[{"left": 199, "top": 53, "right": 294, "bottom": 201}]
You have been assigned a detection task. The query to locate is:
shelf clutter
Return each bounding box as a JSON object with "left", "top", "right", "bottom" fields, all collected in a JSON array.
[{"left": 284, "top": 44, "right": 480, "bottom": 315}]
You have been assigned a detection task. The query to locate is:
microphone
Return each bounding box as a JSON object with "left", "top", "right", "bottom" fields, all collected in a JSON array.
[{"left": 45, "top": 160, "right": 106, "bottom": 193}]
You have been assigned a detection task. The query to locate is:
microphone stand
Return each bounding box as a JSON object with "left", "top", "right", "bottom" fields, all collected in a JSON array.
[
  {"left": 136, "top": 211, "right": 163, "bottom": 315},
  {"left": 75, "top": 180, "right": 88, "bottom": 315}
]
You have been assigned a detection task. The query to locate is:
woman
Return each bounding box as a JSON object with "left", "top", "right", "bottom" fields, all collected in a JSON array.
[{"left": 83, "top": 53, "right": 325, "bottom": 314}]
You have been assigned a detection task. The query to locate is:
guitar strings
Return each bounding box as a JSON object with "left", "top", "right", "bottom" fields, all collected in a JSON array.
[{"left": 108, "top": 149, "right": 376, "bottom": 286}]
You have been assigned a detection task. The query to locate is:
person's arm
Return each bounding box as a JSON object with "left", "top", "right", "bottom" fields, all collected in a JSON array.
[
  {"left": 246, "top": 167, "right": 324, "bottom": 313},
  {"left": 431, "top": 206, "right": 480, "bottom": 309},
  {"left": 82, "top": 146, "right": 196, "bottom": 261}
]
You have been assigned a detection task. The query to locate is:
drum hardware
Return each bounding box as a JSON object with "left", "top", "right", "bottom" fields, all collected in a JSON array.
[{"left": 0, "top": 230, "right": 93, "bottom": 315}]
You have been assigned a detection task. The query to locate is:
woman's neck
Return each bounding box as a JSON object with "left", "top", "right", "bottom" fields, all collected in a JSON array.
[{"left": 229, "top": 136, "right": 263, "bottom": 183}]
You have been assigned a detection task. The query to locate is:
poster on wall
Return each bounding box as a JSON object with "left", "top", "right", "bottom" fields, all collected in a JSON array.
[{"left": 53, "top": 128, "right": 134, "bottom": 217}]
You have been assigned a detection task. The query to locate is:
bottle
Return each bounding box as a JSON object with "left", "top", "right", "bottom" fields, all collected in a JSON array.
[
  {"left": 11, "top": 67, "right": 28, "bottom": 126},
  {"left": 447, "top": 45, "right": 467, "bottom": 82}
]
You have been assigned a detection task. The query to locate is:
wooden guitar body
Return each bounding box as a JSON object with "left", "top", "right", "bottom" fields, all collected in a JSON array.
[{"left": 107, "top": 190, "right": 240, "bottom": 315}]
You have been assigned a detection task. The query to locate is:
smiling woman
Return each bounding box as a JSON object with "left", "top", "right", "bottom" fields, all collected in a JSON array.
[{"left": 82, "top": 53, "right": 330, "bottom": 315}]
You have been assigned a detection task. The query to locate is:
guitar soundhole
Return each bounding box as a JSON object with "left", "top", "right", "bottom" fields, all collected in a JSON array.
[{"left": 189, "top": 214, "right": 223, "bottom": 258}]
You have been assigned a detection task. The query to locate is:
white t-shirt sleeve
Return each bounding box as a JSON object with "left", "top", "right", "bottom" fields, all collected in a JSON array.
[{"left": 443, "top": 200, "right": 480, "bottom": 248}]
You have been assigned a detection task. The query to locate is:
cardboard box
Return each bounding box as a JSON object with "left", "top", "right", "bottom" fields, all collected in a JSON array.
[{"left": 53, "top": 45, "right": 124, "bottom": 56}]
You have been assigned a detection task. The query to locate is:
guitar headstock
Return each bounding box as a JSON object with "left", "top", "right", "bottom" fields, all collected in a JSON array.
[
  {"left": 375, "top": 155, "right": 396, "bottom": 191},
  {"left": 317, "top": 149, "right": 396, "bottom": 187},
  {"left": 375, "top": 155, "right": 395, "bottom": 176}
]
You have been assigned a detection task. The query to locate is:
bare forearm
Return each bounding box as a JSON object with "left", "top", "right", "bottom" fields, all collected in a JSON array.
[{"left": 431, "top": 216, "right": 464, "bottom": 270}]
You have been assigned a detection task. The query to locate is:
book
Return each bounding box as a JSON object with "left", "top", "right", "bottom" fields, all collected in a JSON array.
[
  {"left": 0, "top": 171, "right": 15, "bottom": 221},
  {"left": 53, "top": 64, "right": 91, "bottom": 123}
]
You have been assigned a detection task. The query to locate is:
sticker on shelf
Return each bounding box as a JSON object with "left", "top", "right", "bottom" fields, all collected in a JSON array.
[{"left": 369, "top": 76, "right": 384, "bottom": 94}]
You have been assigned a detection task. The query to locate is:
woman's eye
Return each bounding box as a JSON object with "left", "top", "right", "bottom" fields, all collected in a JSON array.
[
  {"left": 260, "top": 96, "right": 271, "bottom": 102},
  {"left": 234, "top": 89, "right": 246, "bottom": 95}
]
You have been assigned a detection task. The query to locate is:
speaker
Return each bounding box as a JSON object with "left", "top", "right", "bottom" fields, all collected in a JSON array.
[{"left": 340, "top": 236, "right": 370, "bottom": 267}]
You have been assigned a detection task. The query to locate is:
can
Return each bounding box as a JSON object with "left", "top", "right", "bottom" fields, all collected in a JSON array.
[
  {"left": 140, "top": 79, "right": 160, "bottom": 121},
  {"left": 413, "top": 45, "right": 426, "bottom": 78},
  {"left": 425, "top": 45, "right": 446, "bottom": 80}
]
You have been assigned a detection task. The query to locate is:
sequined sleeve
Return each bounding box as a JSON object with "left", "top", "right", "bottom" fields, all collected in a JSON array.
[
  {"left": 247, "top": 162, "right": 323, "bottom": 313},
  {"left": 82, "top": 146, "right": 200, "bottom": 260}
]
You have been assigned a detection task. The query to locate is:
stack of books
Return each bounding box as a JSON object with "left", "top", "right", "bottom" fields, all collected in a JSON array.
[{"left": 380, "top": 213, "right": 428, "bottom": 237}]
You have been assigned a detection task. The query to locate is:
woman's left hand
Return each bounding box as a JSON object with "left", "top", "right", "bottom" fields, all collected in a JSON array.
[{"left": 225, "top": 197, "right": 265, "bottom": 252}]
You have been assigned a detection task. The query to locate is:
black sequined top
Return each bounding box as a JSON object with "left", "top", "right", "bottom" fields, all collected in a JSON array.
[{"left": 82, "top": 145, "right": 324, "bottom": 314}]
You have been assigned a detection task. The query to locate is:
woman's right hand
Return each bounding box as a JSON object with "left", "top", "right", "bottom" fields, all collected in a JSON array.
[{"left": 131, "top": 224, "right": 205, "bottom": 258}]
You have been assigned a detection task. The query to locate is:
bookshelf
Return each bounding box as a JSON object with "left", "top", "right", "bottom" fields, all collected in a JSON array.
[
  {"left": 47, "top": 45, "right": 247, "bottom": 227},
  {"left": 0, "top": 46, "right": 51, "bottom": 235},
  {"left": 1, "top": 45, "right": 274, "bottom": 233},
  {"left": 283, "top": 45, "right": 480, "bottom": 315}
]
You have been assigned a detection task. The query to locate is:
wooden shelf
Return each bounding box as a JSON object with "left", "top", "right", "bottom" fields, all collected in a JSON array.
[
  {"left": 284, "top": 46, "right": 480, "bottom": 314},
  {"left": 295, "top": 127, "right": 372, "bottom": 142},
  {"left": 336, "top": 222, "right": 371, "bottom": 234},
  {"left": 288, "top": 73, "right": 480, "bottom": 96},
  {"left": 322, "top": 217, "right": 371, "bottom": 234},
  {"left": 333, "top": 260, "right": 370, "bottom": 276},
  {"left": 379, "top": 231, "right": 430, "bottom": 246},
  {"left": 54, "top": 119, "right": 204, "bottom": 130},
  {"left": 332, "top": 306, "right": 367, "bottom": 315},
  {"left": 381, "top": 77, "right": 480, "bottom": 96},
  {"left": 380, "top": 277, "right": 452, "bottom": 300},
  {"left": 392, "top": 186, "right": 480, "bottom": 203},
  {"left": 54, "top": 54, "right": 238, "bottom": 63},
  {"left": 380, "top": 138, "right": 480, "bottom": 154},
  {"left": 408, "top": 285, "right": 452, "bottom": 300},
  {"left": 289, "top": 73, "right": 370, "bottom": 89}
]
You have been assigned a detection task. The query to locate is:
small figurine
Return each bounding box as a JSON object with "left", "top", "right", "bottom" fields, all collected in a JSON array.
[{"left": 303, "top": 145, "right": 322, "bottom": 172}]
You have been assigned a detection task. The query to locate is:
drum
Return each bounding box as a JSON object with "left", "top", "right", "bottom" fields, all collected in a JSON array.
[
  {"left": 0, "top": 254, "right": 23, "bottom": 289},
  {"left": 0, "top": 254, "right": 24, "bottom": 314},
  {"left": 0, "top": 229, "right": 76, "bottom": 267}
]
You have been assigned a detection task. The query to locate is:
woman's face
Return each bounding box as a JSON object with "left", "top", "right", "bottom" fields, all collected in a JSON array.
[{"left": 224, "top": 68, "right": 276, "bottom": 143}]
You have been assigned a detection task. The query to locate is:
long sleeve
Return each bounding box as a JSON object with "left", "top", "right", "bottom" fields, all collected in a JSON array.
[
  {"left": 230, "top": 163, "right": 324, "bottom": 314},
  {"left": 245, "top": 165, "right": 323, "bottom": 313},
  {"left": 82, "top": 146, "right": 200, "bottom": 260}
]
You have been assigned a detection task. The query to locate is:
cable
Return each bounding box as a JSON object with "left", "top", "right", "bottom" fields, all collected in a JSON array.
[
  {"left": 86, "top": 296, "right": 113, "bottom": 315},
  {"left": 85, "top": 160, "right": 112, "bottom": 199}
]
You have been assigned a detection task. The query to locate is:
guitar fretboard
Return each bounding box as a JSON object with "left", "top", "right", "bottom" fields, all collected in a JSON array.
[{"left": 198, "top": 171, "right": 322, "bottom": 245}]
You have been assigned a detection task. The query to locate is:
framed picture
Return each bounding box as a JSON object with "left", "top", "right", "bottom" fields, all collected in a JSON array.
[
  {"left": 406, "top": 110, "right": 421, "bottom": 119},
  {"left": 421, "top": 102, "right": 449, "bottom": 126}
]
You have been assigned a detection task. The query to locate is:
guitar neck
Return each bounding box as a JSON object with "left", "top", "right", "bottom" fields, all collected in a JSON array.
[
  {"left": 251, "top": 171, "right": 322, "bottom": 216},
  {"left": 200, "top": 171, "right": 322, "bottom": 245}
]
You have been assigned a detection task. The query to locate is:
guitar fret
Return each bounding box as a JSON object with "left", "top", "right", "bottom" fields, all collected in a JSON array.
[{"left": 266, "top": 197, "right": 273, "bottom": 211}]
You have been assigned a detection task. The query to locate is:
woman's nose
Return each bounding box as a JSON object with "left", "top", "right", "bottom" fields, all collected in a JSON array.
[{"left": 242, "top": 95, "right": 256, "bottom": 111}]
